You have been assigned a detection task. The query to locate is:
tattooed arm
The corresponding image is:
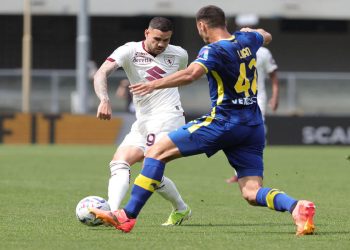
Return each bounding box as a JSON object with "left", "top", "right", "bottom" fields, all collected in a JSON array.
[{"left": 93, "top": 60, "right": 118, "bottom": 120}]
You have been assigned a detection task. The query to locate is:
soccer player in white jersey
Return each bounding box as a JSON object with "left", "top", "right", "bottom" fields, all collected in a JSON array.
[
  {"left": 255, "top": 47, "right": 279, "bottom": 117},
  {"left": 93, "top": 17, "right": 191, "bottom": 225}
]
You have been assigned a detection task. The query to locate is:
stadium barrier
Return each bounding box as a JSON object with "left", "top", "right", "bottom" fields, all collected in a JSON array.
[
  {"left": 1, "top": 69, "right": 350, "bottom": 116},
  {"left": 0, "top": 113, "right": 122, "bottom": 144},
  {"left": 183, "top": 114, "right": 350, "bottom": 145},
  {"left": 1, "top": 113, "right": 349, "bottom": 145},
  {"left": 266, "top": 116, "right": 350, "bottom": 145}
]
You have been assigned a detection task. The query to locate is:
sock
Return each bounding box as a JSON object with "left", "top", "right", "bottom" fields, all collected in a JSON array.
[
  {"left": 256, "top": 187, "right": 298, "bottom": 213},
  {"left": 124, "top": 158, "right": 165, "bottom": 218},
  {"left": 156, "top": 176, "right": 187, "bottom": 211},
  {"left": 107, "top": 160, "right": 130, "bottom": 211}
]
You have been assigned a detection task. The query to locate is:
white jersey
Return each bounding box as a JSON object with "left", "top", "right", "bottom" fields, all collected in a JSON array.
[
  {"left": 256, "top": 47, "right": 278, "bottom": 115},
  {"left": 108, "top": 41, "right": 188, "bottom": 117}
]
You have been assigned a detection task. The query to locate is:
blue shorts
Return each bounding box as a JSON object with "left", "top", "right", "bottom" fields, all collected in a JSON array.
[{"left": 168, "top": 117, "right": 265, "bottom": 178}]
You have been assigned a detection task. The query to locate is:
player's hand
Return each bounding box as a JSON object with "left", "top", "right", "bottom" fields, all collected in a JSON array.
[
  {"left": 268, "top": 97, "right": 279, "bottom": 112},
  {"left": 240, "top": 27, "right": 255, "bottom": 32},
  {"left": 96, "top": 100, "right": 112, "bottom": 120},
  {"left": 129, "top": 82, "right": 155, "bottom": 96}
]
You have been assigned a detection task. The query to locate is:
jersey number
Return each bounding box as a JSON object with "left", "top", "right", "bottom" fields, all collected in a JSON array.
[
  {"left": 234, "top": 58, "right": 257, "bottom": 97},
  {"left": 146, "top": 133, "right": 156, "bottom": 146}
]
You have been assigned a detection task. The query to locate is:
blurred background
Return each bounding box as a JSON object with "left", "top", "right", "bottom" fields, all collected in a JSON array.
[{"left": 1, "top": 0, "right": 349, "bottom": 145}]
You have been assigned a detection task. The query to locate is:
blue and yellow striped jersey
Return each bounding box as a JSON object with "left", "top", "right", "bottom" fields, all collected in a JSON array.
[{"left": 193, "top": 31, "right": 264, "bottom": 125}]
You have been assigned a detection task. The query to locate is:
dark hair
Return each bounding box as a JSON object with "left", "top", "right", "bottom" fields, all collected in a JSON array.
[
  {"left": 196, "top": 5, "right": 226, "bottom": 28},
  {"left": 149, "top": 17, "right": 173, "bottom": 32}
]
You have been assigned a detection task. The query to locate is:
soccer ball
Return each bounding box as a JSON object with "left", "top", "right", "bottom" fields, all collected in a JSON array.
[{"left": 75, "top": 196, "right": 110, "bottom": 226}]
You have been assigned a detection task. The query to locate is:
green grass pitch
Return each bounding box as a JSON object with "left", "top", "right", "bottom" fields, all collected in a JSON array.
[{"left": 1, "top": 145, "right": 350, "bottom": 249}]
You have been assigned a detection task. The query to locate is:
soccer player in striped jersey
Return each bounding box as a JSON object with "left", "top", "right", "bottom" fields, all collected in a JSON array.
[
  {"left": 93, "top": 17, "right": 191, "bottom": 226},
  {"left": 91, "top": 5, "right": 315, "bottom": 235}
]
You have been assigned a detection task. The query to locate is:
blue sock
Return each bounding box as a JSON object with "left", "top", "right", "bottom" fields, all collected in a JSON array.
[
  {"left": 256, "top": 187, "right": 298, "bottom": 213},
  {"left": 124, "top": 158, "right": 165, "bottom": 218}
]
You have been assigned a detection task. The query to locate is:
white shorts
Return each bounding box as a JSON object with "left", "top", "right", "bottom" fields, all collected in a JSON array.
[{"left": 119, "top": 112, "right": 185, "bottom": 153}]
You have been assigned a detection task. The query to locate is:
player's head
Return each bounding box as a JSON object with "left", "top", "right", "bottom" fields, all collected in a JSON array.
[
  {"left": 195, "top": 5, "right": 226, "bottom": 43},
  {"left": 144, "top": 17, "right": 173, "bottom": 55}
]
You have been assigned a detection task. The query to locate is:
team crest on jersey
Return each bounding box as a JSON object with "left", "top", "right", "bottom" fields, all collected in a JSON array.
[{"left": 164, "top": 55, "right": 175, "bottom": 66}]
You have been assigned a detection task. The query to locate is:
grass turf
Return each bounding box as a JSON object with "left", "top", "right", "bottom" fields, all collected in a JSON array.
[{"left": 1, "top": 145, "right": 350, "bottom": 249}]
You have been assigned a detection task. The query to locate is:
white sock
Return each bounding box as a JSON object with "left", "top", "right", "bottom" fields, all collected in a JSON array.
[
  {"left": 107, "top": 160, "right": 130, "bottom": 211},
  {"left": 156, "top": 176, "right": 187, "bottom": 211}
]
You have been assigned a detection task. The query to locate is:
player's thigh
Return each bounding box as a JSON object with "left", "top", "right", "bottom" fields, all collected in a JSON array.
[
  {"left": 112, "top": 145, "right": 144, "bottom": 165},
  {"left": 144, "top": 113, "right": 185, "bottom": 149},
  {"left": 168, "top": 118, "right": 224, "bottom": 157},
  {"left": 116, "top": 120, "right": 146, "bottom": 164},
  {"left": 223, "top": 124, "right": 265, "bottom": 178},
  {"left": 146, "top": 134, "right": 182, "bottom": 162}
]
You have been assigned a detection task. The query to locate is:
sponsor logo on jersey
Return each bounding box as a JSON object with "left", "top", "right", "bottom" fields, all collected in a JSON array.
[
  {"left": 197, "top": 48, "right": 209, "bottom": 61},
  {"left": 231, "top": 96, "right": 257, "bottom": 105},
  {"left": 145, "top": 66, "right": 166, "bottom": 81},
  {"left": 135, "top": 52, "right": 148, "bottom": 56},
  {"left": 132, "top": 52, "right": 153, "bottom": 65},
  {"left": 164, "top": 55, "right": 175, "bottom": 66}
]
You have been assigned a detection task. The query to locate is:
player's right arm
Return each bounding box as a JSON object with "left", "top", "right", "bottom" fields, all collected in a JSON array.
[
  {"left": 93, "top": 60, "right": 118, "bottom": 120},
  {"left": 268, "top": 70, "right": 279, "bottom": 111},
  {"left": 240, "top": 27, "right": 272, "bottom": 46},
  {"left": 263, "top": 49, "right": 279, "bottom": 112}
]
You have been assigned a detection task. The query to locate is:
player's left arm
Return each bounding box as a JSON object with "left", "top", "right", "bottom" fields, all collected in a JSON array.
[
  {"left": 130, "top": 63, "right": 205, "bottom": 96},
  {"left": 256, "top": 29, "right": 272, "bottom": 45},
  {"left": 268, "top": 70, "right": 279, "bottom": 111}
]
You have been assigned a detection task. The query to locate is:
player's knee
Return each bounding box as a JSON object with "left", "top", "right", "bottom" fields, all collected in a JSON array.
[
  {"left": 112, "top": 146, "right": 144, "bottom": 165},
  {"left": 145, "top": 144, "right": 165, "bottom": 160},
  {"left": 109, "top": 160, "right": 130, "bottom": 177},
  {"left": 145, "top": 137, "right": 179, "bottom": 162}
]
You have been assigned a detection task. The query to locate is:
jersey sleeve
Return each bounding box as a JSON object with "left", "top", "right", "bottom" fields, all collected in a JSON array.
[
  {"left": 179, "top": 48, "right": 189, "bottom": 70},
  {"left": 107, "top": 43, "right": 132, "bottom": 68},
  {"left": 263, "top": 49, "right": 278, "bottom": 73},
  {"left": 252, "top": 31, "right": 264, "bottom": 48},
  {"left": 193, "top": 45, "right": 218, "bottom": 73},
  {"left": 234, "top": 31, "right": 264, "bottom": 54}
]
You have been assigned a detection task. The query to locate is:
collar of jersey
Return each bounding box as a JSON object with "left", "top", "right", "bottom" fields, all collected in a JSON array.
[{"left": 218, "top": 35, "right": 235, "bottom": 41}]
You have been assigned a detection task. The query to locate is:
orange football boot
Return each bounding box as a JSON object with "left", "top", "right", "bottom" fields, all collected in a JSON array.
[
  {"left": 292, "top": 200, "right": 316, "bottom": 236},
  {"left": 89, "top": 208, "right": 136, "bottom": 233}
]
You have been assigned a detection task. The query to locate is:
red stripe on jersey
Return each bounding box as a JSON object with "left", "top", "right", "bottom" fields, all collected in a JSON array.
[{"left": 106, "top": 58, "right": 115, "bottom": 62}]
